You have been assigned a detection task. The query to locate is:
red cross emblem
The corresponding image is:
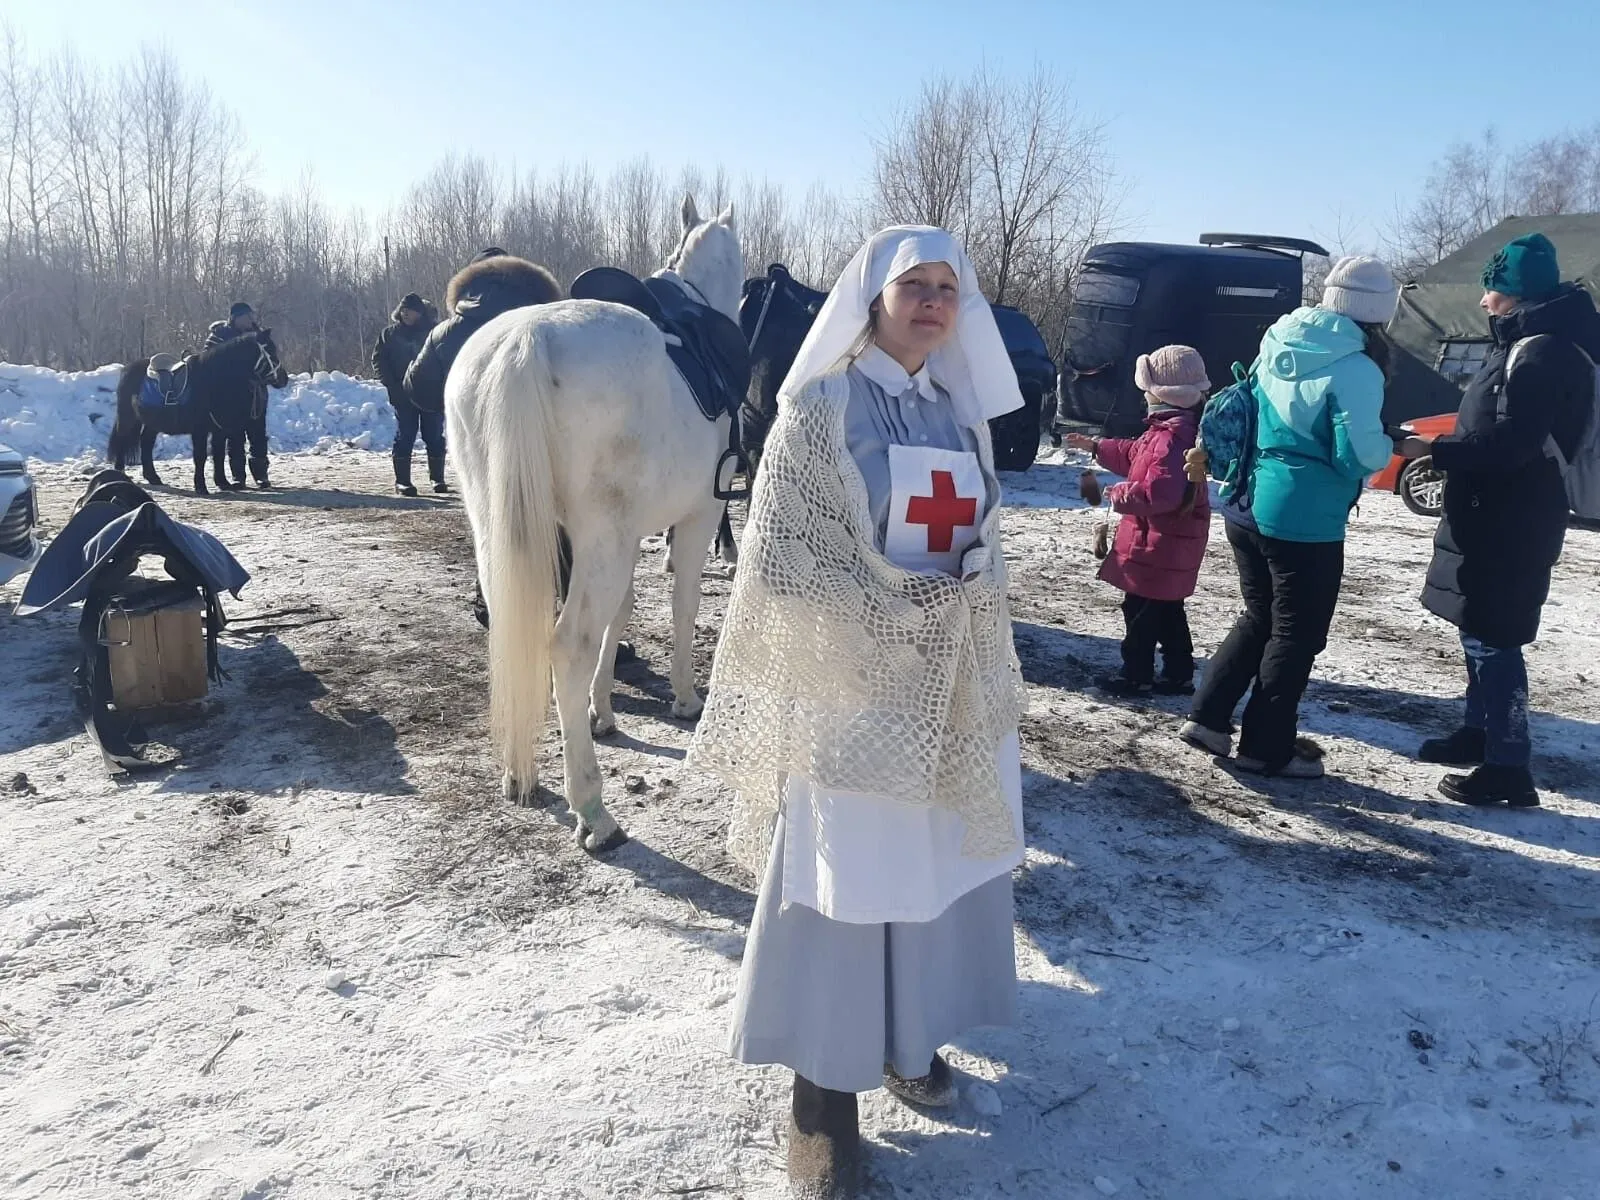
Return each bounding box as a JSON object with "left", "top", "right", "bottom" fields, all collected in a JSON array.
[{"left": 905, "top": 470, "right": 978, "bottom": 552}]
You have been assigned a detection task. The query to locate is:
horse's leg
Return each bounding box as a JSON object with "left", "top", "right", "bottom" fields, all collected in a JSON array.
[
  {"left": 226, "top": 430, "right": 246, "bottom": 489},
  {"left": 589, "top": 547, "right": 639, "bottom": 738},
  {"left": 191, "top": 426, "right": 209, "bottom": 494},
  {"left": 665, "top": 500, "right": 723, "bottom": 720},
  {"left": 551, "top": 535, "right": 631, "bottom": 853},
  {"left": 715, "top": 505, "right": 739, "bottom": 567},
  {"left": 213, "top": 429, "right": 232, "bottom": 492},
  {"left": 140, "top": 426, "right": 162, "bottom": 488}
]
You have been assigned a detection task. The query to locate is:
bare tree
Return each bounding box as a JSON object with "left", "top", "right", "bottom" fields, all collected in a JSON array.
[
  {"left": 872, "top": 74, "right": 978, "bottom": 234},
  {"left": 1385, "top": 126, "right": 1600, "bottom": 280},
  {"left": 870, "top": 64, "right": 1122, "bottom": 361}
]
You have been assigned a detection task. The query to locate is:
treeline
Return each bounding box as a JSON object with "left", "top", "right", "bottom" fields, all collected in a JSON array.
[
  {"left": 1384, "top": 126, "right": 1600, "bottom": 280},
  {"left": 1, "top": 23, "right": 1126, "bottom": 376},
  {"left": 0, "top": 28, "right": 867, "bottom": 373},
  {"left": 13, "top": 19, "right": 1587, "bottom": 380}
]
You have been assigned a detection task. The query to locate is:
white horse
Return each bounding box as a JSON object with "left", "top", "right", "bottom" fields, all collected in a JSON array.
[{"left": 447, "top": 197, "right": 743, "bottom": 852}]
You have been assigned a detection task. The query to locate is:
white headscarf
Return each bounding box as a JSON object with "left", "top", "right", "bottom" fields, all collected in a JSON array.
[{"left": 779, "top": 225, "right": 1023, "bottom": 428}]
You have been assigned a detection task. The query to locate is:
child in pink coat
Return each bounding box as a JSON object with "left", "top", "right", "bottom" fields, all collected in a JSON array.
[{"left": 1068, "top": 345, "right": 1212, "bottom": 698}]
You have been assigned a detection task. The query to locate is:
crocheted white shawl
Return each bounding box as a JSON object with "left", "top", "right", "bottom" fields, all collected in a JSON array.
[{"left": 688, "top": 366, "right": 1028, "bottom": 876}]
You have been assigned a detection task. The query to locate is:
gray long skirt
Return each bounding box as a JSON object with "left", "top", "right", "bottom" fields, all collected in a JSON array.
[{"left": 728, "top": 814, "right": 1017, "bottom": 1094}]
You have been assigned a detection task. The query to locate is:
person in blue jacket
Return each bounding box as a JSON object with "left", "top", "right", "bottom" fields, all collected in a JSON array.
[{"left": 1180, "top": 256, "right": 1401, "bottom": 777}]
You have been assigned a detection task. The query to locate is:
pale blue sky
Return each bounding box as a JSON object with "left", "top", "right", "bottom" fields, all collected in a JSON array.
[{"left": 9, "top": 0, "right": 1598, "bottom": 250}]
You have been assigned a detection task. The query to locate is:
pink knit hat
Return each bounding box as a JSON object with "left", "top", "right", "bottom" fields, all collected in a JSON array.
[{"left": 1134, "top": 344, "right": 1210, "bottom": 409}]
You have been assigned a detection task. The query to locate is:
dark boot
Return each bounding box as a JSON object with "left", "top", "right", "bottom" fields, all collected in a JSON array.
[
  {"left": 1418, "top": 727, "right": 1486, "bottom": 767},
  {"left": 427, "top": 451, "right": 449, "bottom": 494},
  {"left": 1439, "top": 764, "right": 1539, "bottom": 808},
  {"left": 788, "top": 1075, "right": 860, "bottom": 1199},
  {"left": 1095, "top": 673, "right": 1153, "bottom": 700},
  {"left": 883, "top": 1053, "right": 957, "bottom": 1108},
  {"left": 394, "top": 450, "right": 417, "bottom": 497}
]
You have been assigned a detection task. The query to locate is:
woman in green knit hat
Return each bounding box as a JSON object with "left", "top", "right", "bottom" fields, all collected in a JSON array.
[{"left": 1401, "top": 232, "right": 1600, "bottom": 806}]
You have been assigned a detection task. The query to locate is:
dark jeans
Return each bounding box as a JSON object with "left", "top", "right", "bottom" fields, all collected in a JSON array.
[
  {"left": 1120, "top": 594, "right": 1194, "bottom": 684},
  {"left": 1462, "top": 635, "right": 1531, "bottom": 767},
  {"left": 393, "top": 402, "right": 445, "bottom": 459},
  {"left": 227, "top": 411, "right": 270, "bottom": 483},
  {"left": 1190, "top": 521, "right": 1345, "bottom": 769}
]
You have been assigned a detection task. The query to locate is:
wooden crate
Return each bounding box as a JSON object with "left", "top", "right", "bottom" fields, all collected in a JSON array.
[{"left": 103, "top": 586, "right": 209, "bottom": 711}]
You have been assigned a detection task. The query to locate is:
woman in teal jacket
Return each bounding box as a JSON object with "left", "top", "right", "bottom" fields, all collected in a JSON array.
[{"left": 1180, "top": 256, "right": 1401, "bottom": 776}]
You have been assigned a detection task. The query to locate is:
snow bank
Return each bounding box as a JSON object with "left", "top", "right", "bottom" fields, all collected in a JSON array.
[{"left": 0, "top": 361, "right": 396, "bottom": 463}]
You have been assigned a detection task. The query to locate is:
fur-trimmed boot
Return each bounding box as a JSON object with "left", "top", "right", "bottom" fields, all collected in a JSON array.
[
  {"left": 788, "top": 1074, "right": 860, "bottom": 1199},
  {"left": 427, "top": 450, "right": 449, "bottom": 494}
]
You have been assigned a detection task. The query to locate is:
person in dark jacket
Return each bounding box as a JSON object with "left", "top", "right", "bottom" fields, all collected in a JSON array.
[
  {"left": 1403, "top": 233, "right": 1600, "bottom": 807},
  {"left": 402, "top": 248, "right": 561, "bottom": 417},
  {"left": 205, "top": 301, "right": 274, "bottom": 487},
  {"left": 373, "top": 292, "right": 440, "bottom": 495},
  {"left": 405, "top": 250, "right": 561, "bottom": 618}
]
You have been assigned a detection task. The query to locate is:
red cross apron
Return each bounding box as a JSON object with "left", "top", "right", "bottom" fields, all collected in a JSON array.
[{"left": 884, "top": 444, "right": 985, "bottom": 576}]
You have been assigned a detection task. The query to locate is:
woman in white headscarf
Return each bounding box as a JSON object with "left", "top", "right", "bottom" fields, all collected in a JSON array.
[{"left": 689, "top": 227, "right": 1028, "bottom": 1197}]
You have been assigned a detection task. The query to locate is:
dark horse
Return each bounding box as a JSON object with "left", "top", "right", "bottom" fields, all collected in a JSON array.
[
  {"left": 109, "top": 331, "right": 288, "bottom": 495},
  {"left": 704, "top": 264, "right": 827, "bottom": 563}
]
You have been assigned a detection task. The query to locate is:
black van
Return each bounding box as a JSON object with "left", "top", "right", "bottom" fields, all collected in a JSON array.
[{"left": 1057, "top": 234, "right": 1327, "bottom": 437}]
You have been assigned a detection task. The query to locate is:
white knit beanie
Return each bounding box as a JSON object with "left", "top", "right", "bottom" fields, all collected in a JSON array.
[{"left": 1321, "top": 255, "right": 1399, "bottom": 325}]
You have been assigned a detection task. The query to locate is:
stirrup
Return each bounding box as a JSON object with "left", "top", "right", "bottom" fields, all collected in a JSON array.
[{"left": 713, "top": 447, "right": 750, "bottom": 502}]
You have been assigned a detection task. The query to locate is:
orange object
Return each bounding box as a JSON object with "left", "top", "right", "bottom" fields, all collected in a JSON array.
[{"left": 1369, "top": 412, "right": 1457, "bottom": 493}]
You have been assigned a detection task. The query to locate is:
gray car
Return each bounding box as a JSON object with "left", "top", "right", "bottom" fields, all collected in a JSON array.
[{"left": 0, "top": 442, "right": 40, "bottom": 586}]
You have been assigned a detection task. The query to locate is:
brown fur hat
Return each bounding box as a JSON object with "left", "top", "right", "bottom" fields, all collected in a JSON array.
[{"left": 445, "top": 254, "right": 561, "bottom": 311}]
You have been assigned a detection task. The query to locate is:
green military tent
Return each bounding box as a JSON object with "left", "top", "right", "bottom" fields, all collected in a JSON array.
[{"left": 1385, "top": 213, "right": 1600, "bottom": 423}]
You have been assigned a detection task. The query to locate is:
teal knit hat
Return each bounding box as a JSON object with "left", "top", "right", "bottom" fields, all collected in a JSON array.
[{"left": 1481, "top": 233, "right": 1561, "bottom": 299}]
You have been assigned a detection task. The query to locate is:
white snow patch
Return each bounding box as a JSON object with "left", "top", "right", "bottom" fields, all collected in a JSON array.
[{"left": 0, "top": 361, "right": 395, "bottom": 464}]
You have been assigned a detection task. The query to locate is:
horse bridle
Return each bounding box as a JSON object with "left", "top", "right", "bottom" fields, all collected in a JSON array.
[{"left": 253, "top": 341, "right": 281, "bottom": 383}]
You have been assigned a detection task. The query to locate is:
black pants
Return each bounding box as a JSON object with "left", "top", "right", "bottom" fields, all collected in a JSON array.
[
  {"left": 393, "top": 401, "right": 446, "bottom": 459},
  {"left": 1120, "top": 594, "right": 1194, "bottom": 684},
  {"left": 227, "top": 409, "right": 270, "bottom": 484},
  {"left": 1190, "top": 521, "right": 1344, "bottom": 769}
]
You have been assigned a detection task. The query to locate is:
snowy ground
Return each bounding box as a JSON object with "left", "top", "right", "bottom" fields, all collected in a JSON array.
[{"left": 3, "top": 443, "right": 1598, "bottom": 1200}]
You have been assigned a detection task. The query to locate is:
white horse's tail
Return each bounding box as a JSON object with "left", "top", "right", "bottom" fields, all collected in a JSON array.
[{"left": 477, "top": 341, "right": 563, "bottom": 792}]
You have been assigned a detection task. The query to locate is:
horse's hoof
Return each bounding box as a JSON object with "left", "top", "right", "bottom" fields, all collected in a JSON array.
[
  {"left": 670, "top": 695, "right": 704, "bottom": 721},
  {"left": 502, "top": 770, "right": 537, "bottom": 806},
  {"left": 576, "top": 817, "right": 628, "bottom": 855},
  {"left": 590, "top": 709, "right": 617, "bottom": 739}
]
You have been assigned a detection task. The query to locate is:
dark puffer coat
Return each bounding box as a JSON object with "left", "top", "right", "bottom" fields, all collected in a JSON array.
[
  {"left": 403, "top": 255, "right": 561, "bottom": 412},
  {"left": 1421, "top": 283, "right": 1600, "bottom": 647},
  {"left": 372, "top": 301, "right": 437, "bottom": 407}
]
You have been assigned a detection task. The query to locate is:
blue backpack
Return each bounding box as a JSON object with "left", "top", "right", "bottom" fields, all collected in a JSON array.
[{"left": 1198, "top": 361, "right": 1260, "bottom": 502}]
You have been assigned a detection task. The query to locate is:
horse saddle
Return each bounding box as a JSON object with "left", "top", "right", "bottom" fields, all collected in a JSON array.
[
  {"left": 570, "top": 267, "right": 752, "bottom": 424},
  {"left": 141, "top": 353, "right": 194, "bottom": 410},
  {"left": 16, "top": 471, "right": 249, "bottom": 775}
]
